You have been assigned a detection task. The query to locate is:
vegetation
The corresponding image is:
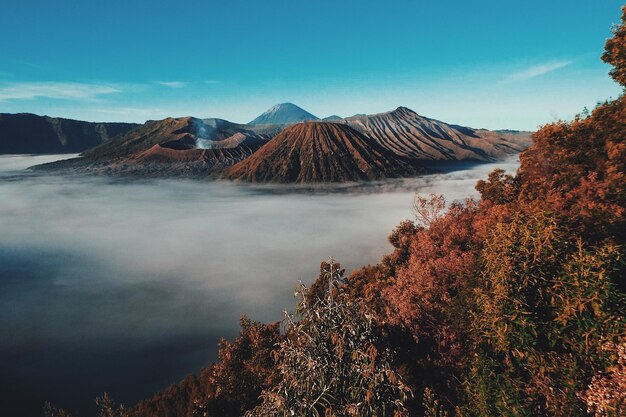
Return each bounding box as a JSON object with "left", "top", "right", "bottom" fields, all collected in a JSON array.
[
  {"left": 245, "top": 259, "right": 411, "bottom": 417},
  {"left": 46, "top": 5, "right": 626, "bottom": 417},
  {"left": 135, "top": 317, "right": 281, "bottom": 417}
]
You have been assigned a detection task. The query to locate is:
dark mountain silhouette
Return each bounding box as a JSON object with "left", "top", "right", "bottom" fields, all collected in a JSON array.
[
  {"left": 248, "top": 103, "right": 319, "bottom": 125},
  {"left": 223, "top": 122, "right": 428, "bottom": 183},
  {"left": 0, "top": 113, "right": 138, "bottom": 154},
  {"left": 342, "top": 107, "right": 531, "bottom": 161}
]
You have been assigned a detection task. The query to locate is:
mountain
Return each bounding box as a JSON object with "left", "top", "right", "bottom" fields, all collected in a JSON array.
[
  {"left": 36, "top": 117, "right": 278, "bottom": 176},
  {"left": 81, "top": 117, "right": 277, "bottom": 159},
  {"left": 222, "top": 122, "right": 428, "bottom": 183},
  {"left": 32, "top": 105, "right": 532, "bottom": 181},
  {"left": 0, "top": 113, "right": 138, "bottom": 154},
  {"left": 342, "top": 107, "right": 532, "bottom": 162},
  {"left": 248, "top": 103, "right": 319, "bottom": 125},
  {"left": 323, "top": 115, "right": 343, "bottom": 122}
]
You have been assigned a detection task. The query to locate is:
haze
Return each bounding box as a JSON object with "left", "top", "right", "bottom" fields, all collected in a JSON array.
[{"left": 0, "top": 155, "right": 518, "bottom": 416}]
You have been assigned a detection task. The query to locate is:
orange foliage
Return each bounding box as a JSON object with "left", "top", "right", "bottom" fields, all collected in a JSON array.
[
  {"left": 196, "top": 317, "right": 281, "bottom": 416},
  {"left": 131, "top": 317, "right": 281, "bottom": 417},
  {"left": 603, "top": 6, "right": 626, "bottom": 87},
  {"left": 517, "top": 98, "right": 626, "bottom": 245},
  {"left": 346, "top": 220, "right": 419, "bottom": 316},
  {"left": 383, "top": 200, "right": 479, "bottom": 367},
  {"left": 126, "top": 6, "right": 626, "bottom": 416}
]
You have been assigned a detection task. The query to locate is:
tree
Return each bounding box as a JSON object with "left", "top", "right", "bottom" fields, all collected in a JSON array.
[
  {"left": 603, "top": 6, "right": 626, "bottom": 87},
  {"left": 413, "top": 194, "right": 446, "bottom": 228},
  {"left": 246, "top": 259, "right": 411, "bottom": 417},
  {"left": 44, "top": 393, "right": 129, "bottom": 417},
  {"left": 95, "top": 394, "right": 130, "bottom": 417},
  {"left": 464, "top": 212, "right": 625, "bottom": 417},
  {"left": 132, "top": 317, "right": 281, "bottom": 417},
  {"left": 476, "top": 169, "right": 518, "bottom": 206},
  {"left": 191, "top": 317, "right": 282, "bottom": 417}
]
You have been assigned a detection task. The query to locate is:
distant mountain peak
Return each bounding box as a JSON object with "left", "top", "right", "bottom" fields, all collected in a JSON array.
[
  {"left": 350, "top": 106, "right": 419, "bottom": 120},
  {"left": 248, "top": 103, "right": 319, "bottom": 125},
  {"left": 268, "top": 102, "right": 298, "bottom": 111},
  {"left": 393, "top": 106, "right": 416, "bottom": 114}
]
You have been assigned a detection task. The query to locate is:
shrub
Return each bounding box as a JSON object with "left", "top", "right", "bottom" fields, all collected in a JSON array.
[{"left": 246, "top": 259, "right": 411, "bottom": 417}]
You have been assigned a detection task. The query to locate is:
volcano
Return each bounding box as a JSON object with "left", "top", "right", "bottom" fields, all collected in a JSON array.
[
  {"left": 248, "top": 103, "right": 319, "bottom": 125},
  {"left": 32, "top": 105, "right": 532, "bottom": 181},
  {"left": 223, "top": 122, "right": 428, "bottom": 183},
  {"left": 37, "top": 117, "right": 278, "bottom": 176},
  {"left": 342, "top": 107, "right": 531, "bottom": 161}
]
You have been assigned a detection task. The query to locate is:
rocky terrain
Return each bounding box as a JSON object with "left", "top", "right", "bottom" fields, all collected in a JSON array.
[
  {"left": 37, "top": 117, "right": 277, "bottom": 177},
  {"left": 223, "top": 122, "right": 429, "bottom": 183},
  {"left": 31, "top": 103, "right": 532, "bottom": 181},
  {"left": 340, "top": 107, "right": 531, "bottom": 161}
]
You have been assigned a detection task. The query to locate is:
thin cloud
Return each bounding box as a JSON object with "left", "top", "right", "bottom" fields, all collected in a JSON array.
[
  {"left": 156, "top": 81, "right": 187, "bottom": 88},
  {"left": 503, "top": 60, "right": 572, "bottom": 82},
  {"left": 94, "top": 107, "right": 164, "bottom": 115},
  {"left": 92, "top": 106, "right": 170, "bottom": 121},
  {"left": 0, "top": 82, "right": 121, "bottom": 101}
]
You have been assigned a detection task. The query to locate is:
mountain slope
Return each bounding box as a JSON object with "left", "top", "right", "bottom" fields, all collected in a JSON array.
[
  {"left": 82, "top": 117, "right": 272, "bottom": 159},
  {"left": 223, "top": 122, "right": 428, "bottom": 183},
  {"left": 31, "top": 106, "right": 532, "bottom": 180},
  {"left": 343, "top": 107, "right": 531, "bottom": 161},
  {"left": 0, "top": 113, "right": 138, "bottom": 154},
  {"left": 248, "top": 103, "right": 319, "bottom": 125},
  {"left": 36, "top": 117, "right": 275, "bottom": 176}
]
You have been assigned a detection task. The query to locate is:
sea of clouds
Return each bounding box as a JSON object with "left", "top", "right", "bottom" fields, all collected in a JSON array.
[{"left": 0, "top": 154, "right": 519, "bottom": 416}]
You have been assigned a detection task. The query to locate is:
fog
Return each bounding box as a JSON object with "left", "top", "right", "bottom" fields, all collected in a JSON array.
[{"left": 0, "top": 154, "right": 519, "bottom": 416}]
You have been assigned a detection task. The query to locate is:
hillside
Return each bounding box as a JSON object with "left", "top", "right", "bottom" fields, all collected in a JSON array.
[
  {"left": 36, "top": 117, "right": 276, "bottom": 176},
  {"left": 30, "top": 106, "right": 532, "bottom": 180},
  {"left": 342, "top": 107, "right": 531, "bottom": 161},
  {"left": 0, "top": 113, "right": 138, "bottom": 154},
  {"left": 223, "top": 122, "right": 428, "bottom": 183}
]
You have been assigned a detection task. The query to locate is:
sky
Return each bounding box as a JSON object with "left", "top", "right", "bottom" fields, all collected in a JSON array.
[{"left": 0, "top": 0, "right": 624, "bottom": 130}]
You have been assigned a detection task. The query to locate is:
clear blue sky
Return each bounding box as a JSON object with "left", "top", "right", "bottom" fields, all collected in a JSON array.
[{"left": 0, "top": 0, "right": 623, "bottom": 130}]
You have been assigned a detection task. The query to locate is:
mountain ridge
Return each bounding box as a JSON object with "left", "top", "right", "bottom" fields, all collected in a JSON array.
[
  {"left": 0, "top": 113, "right": 138, "bottom": 154},
  {"left": 36, "top": 117, "right": 277, "bottom": 177},
  {"left": 31, "top": 104, "right": 532, "bottom": 181},
  {"left": 340, "top": 106, "right": 531, "bottom": 162}
]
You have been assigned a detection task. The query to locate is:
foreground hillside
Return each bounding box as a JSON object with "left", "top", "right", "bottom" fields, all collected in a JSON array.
[
  {"left": 133, "top": 8, "right": 625, "bottom": 417},
  {"left": 127, "top": 80, "right": 626, "bottom": 415},
  {"left": 0, "top": 113, "right": 138, "bottom": 154},
  {"left": 44, "top": 6, "right": 626, "bottom": 417}
]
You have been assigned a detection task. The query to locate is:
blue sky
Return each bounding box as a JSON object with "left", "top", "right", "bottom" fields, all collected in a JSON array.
[{"left": 0, "top": 0, "right": 623, "bottom": 130}]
